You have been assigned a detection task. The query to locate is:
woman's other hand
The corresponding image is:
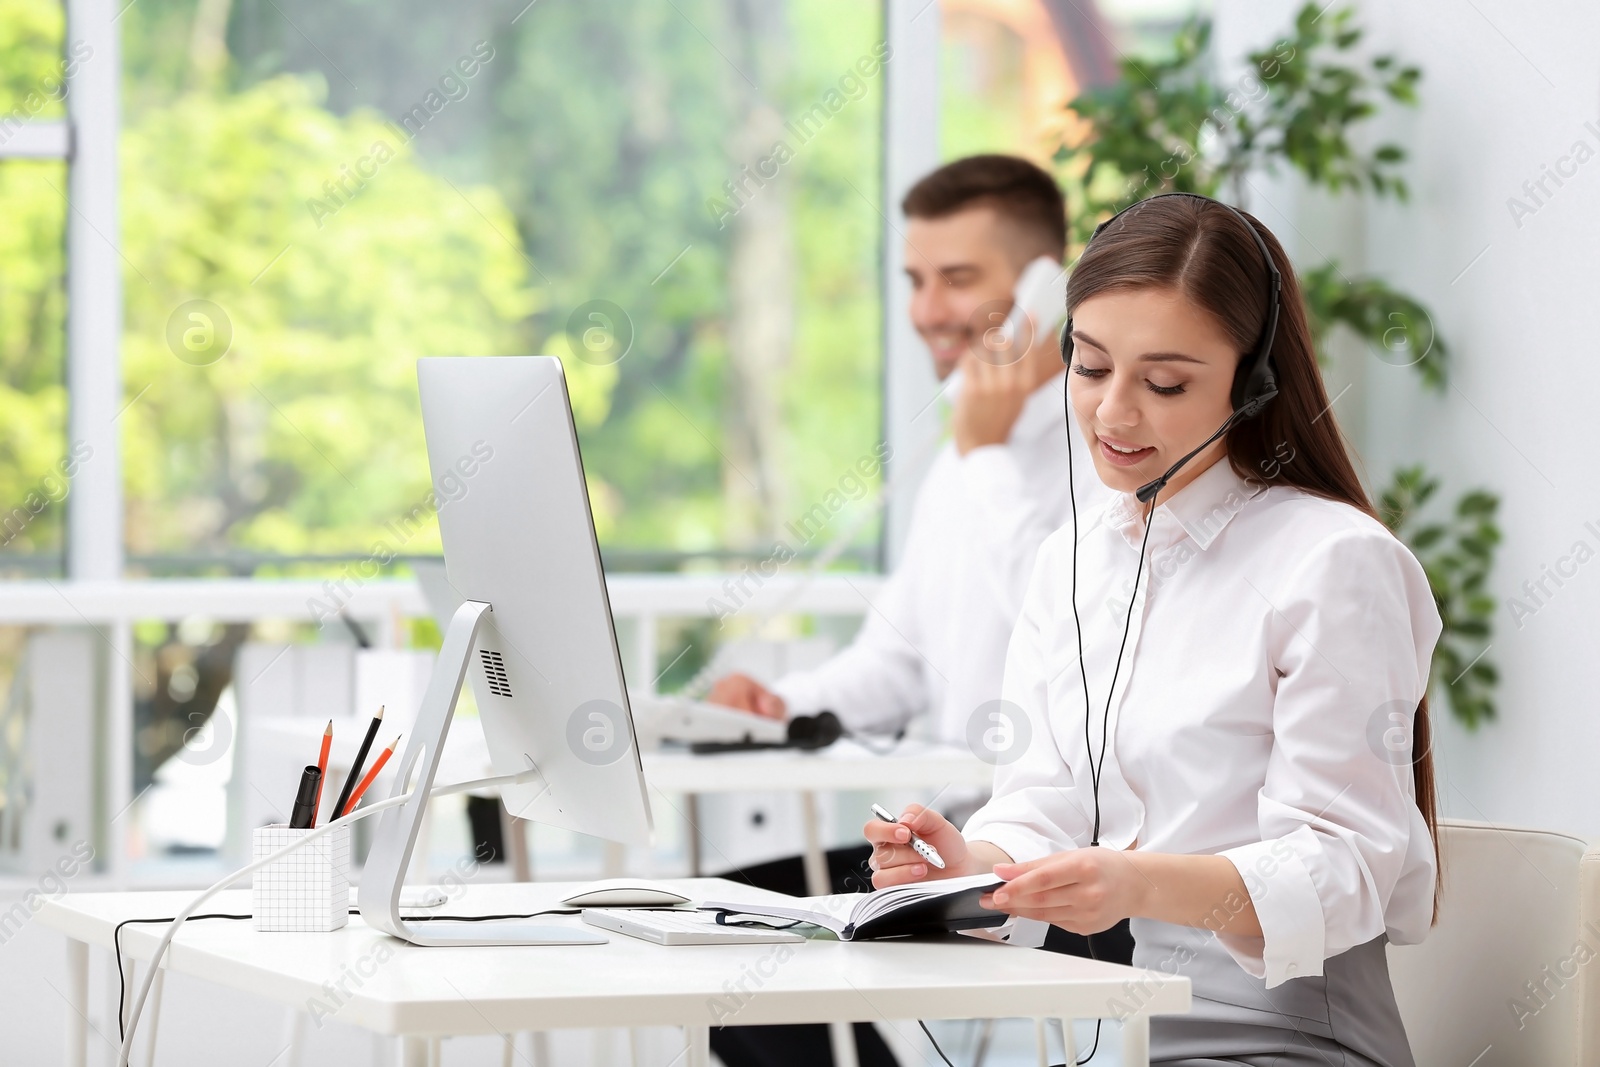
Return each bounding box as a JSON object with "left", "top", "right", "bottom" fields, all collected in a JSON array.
[{"left": 983, "top": 848, "right": 1150, "bottom": 935}]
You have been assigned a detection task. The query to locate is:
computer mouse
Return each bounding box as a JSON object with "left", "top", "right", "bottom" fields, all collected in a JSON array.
[{"left": 559, "top": 878, "right": 692, "bottom": 908}]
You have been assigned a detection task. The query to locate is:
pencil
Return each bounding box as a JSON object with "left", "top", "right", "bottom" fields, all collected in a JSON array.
[
  {"left": 311, "top": 720, "right": 332, "bottom": 827},
  {"left": 341, "top": 735, "right": 400, "bottom": 816},
  {"left": 332, "top": 705, "right": 383, "bottom": 822}
]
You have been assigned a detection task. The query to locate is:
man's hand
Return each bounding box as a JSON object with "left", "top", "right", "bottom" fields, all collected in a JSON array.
[
  {"left": 706, "top": 672, "right": 787, "bottom": 720},
  {"left": 952, "top": 318, "right": 1059, "bottom": 454}
]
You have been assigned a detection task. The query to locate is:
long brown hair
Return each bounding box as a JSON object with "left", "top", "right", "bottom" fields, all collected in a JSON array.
[{"left": 1066, "top": 194, "right": 1440, "bottom": 893}]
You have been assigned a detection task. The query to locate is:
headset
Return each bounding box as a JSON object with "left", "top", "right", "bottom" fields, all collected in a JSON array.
[
  {"left": 1057, "top": 192, "right": 1282, "bottom": 847},
  {"left": 688, "top": 709, "right": 906, "bottom": 754}
]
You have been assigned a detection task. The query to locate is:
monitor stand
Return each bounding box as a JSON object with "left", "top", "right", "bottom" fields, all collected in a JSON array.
[{"left": 358, "top": 599, "right": 606, "bottom": 946}]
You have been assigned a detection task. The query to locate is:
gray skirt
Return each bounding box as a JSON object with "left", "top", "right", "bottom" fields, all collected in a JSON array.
[{"left": 1131, "top": 918, "right": 1415, "bottom": 1067}]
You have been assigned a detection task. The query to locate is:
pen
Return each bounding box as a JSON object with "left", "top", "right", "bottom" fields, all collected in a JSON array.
[
  {"left": 871, "top": 803, "right": 945, "bottom": 870},
  {"left": 332, "top": 705, "right": 384, "bottom": 822},
  {"left": 289, "top": 766, "right": 322, "bottom": 829},
  {"left": 341, "top": 735, "right": 400, "bottom": 817},
  {"left": 311, "top": 720, "right": 332, "bottom": 827}
]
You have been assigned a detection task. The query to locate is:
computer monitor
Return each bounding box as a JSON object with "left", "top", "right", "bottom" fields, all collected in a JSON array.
[
  {"left": 408, "top": 557, "right": 461, "bottom": 632},
  {"left": 360, "top": 356, "right": 653, "bottom": 946}
]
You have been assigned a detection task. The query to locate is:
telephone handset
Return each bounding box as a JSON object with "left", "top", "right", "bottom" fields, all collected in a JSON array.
[{"left": 997, "top": 255, "right": 1069, "bottom": 352}]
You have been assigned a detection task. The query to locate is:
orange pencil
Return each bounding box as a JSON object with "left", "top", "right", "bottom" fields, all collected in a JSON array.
[
  {"left": 311, "top": 720, "right": 332, "bottom": 827},
  {"left": 340, "top": 735, "right": 400, "bottom": 817}
]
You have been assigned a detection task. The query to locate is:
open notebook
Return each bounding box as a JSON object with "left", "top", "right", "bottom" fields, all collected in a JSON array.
[{"left": 702, "top": 873, "right": 1007, "bottom": 941}]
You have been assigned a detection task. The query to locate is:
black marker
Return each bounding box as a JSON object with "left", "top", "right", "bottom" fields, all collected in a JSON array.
[{"left": 289, "top": 766, "right": 322, "bottom": 829}]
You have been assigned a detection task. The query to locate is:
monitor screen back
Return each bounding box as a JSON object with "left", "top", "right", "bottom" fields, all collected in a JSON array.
[{"left": 417, "top": 356, "right": 652, "bottom": 846}]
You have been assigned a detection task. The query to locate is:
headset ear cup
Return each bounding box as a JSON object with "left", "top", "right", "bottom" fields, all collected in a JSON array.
[
  {"left": 1230, "top": 359, "right": 1253, "bottom": 410},
  {"left": 787, "top": 711, "right": 842, "bottom": 750},
  {"left": 1059, "top": 319, "right": 1073, "bottom": 365},
  {"left": 814, "top": 710, "right": 842, "bottom": 747},
  {"left": 1231, "top": 356, "right": 1279, "bottom": 413},
  {"left": 785, "top": 715, "right": 814, "bottom": 747}
]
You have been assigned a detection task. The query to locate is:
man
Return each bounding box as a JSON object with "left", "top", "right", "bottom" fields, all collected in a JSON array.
[
  {"left": 712, "top": 154, "right": 1094, "bottom": 743},
  {"left": 706, "top": 155, "right": 1116, "bottom": 1067}
]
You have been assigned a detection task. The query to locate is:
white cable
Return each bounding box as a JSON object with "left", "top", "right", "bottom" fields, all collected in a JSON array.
[{"left": 116, "top": 766, "right": 542, "bottom": 1067}]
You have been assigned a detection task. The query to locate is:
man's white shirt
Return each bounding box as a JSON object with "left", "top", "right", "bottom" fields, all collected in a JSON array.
[{"left": 772, "top": 369, "right": 1106, "bottom": 748}]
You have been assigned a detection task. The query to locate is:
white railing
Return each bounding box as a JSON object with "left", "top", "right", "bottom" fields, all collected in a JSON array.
[
  {"left": 0, "top": 572, "right": 883, "bottom": 689},
  {"left": 0, "top": 574, "right": 884, "bottom": 622},
  {"left": 0, "top": 574, "right": 883, "bottom": 877}
]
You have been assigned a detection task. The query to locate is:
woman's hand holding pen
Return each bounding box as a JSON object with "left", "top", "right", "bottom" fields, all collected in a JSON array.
[{"left": 864, "top": 804, "right": 1003, "bottom": 888}]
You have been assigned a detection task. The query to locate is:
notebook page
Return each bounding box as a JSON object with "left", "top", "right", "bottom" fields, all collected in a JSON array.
[{"left": 851, "top": 873, "right": 1005, "bottom": 926}]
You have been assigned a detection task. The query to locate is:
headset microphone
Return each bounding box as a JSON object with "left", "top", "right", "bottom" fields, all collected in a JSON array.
[
  {"left": 1056, "top": 193, "right": 1282, "bottom": 846},
  {"left": 1132, "top": 402, "right": 1257, "bottom": 505}
]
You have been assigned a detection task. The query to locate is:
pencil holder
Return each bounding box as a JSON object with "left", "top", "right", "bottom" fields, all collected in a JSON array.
[{"left": 252, "top": 824, "right": 350, "bottom": 932}]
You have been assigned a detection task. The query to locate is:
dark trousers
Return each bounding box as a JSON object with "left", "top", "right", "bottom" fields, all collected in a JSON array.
[
  {"left": 1041, "top": 914, "right": 1136, "bottom": 964},
  {"left": 708, "top": 845, "right": 1135, "bottom": 1067}
]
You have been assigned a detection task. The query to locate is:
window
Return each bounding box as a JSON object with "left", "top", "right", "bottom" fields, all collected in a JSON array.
[
  {"left": 118, "top": 0, "right": 887, "bottom": 578},
  {"left": 0, "top": 1, "right": 70, "bottom": 578}
]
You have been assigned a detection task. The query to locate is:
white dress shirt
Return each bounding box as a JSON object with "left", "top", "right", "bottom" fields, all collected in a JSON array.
[
  {"left": 962, "top": 455, "right": 1441, "bottom": 989},
  {"left": 772, "top": 370, "right": 1107, "bottom": 748}
]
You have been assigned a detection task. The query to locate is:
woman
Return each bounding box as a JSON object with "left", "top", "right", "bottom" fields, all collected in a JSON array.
[{"left": 864, "top": 194, "right": 1440, "bottom": 1066}]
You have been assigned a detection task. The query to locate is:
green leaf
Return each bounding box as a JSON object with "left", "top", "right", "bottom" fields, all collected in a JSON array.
[{"left": 1409, "top": 525, "right": 1446, "bottom": 550}]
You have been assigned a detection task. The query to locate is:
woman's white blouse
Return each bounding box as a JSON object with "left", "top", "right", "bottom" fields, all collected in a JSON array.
[{"left": 962, "top": 456, "right": 1442, "bottom": 989}]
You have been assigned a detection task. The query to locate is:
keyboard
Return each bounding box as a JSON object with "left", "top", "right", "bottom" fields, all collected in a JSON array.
[{"left": 581, "top": 908, "right": 806, "bottom": 946}]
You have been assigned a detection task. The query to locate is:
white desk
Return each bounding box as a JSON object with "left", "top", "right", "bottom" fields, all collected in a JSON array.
[
  {"left": 276, "top": 733, "right": 994, "bottom": 1067},
  {"left": 40, "top": 878, "right": 1189, "bottom": 1067},
  {"left": 641, "top": 739, "right": 995, "bottom": 794}
]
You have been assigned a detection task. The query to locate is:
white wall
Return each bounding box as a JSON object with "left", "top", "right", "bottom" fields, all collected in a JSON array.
[{"left": 1218, "top": 0, "right": 1600, "bottom": 838}]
